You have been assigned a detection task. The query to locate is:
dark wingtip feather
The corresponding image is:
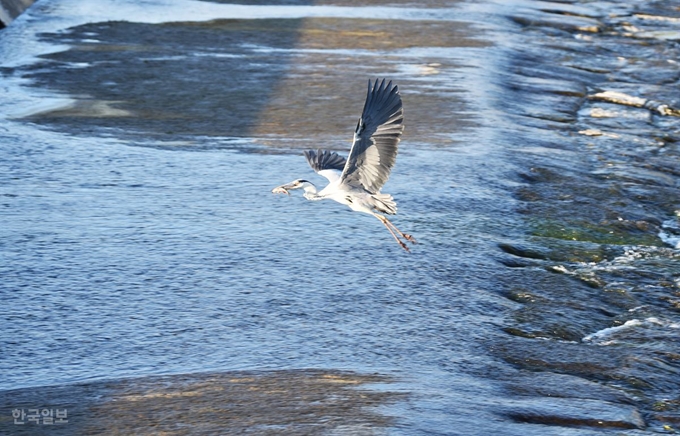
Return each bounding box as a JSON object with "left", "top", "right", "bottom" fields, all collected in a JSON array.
[
  {"left": 304, "top": 149, "right": 346, "bottom": 173},
  {"left": 340, "top": 78, "right": 404, "bottom": 193}
]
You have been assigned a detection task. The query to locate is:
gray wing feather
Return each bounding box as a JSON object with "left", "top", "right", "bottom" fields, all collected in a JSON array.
[
  {"left": 304, "top": 149, "right": 347, "bottom": 173},
  {"left": 340, "top": 79, "right": 404, "bottom": 193}
]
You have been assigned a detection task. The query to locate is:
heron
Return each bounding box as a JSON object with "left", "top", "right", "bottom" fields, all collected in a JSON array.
[{"left": 272, "top": 78, "right": 416, "bottom": 252}]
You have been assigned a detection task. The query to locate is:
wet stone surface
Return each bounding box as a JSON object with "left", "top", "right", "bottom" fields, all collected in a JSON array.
[
  {"left": 496, "top": 0, "right": 680, "bottom": 431},
  {"left": 15, "top": 14, "right": 484, "bottom": 144},
  {"left": 0, "top": 370, "right": 403, "bottom": 435}
]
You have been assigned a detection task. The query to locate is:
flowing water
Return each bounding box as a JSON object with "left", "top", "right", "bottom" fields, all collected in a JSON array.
[{"left": 1, "top": 0, "right": 679, "bottom": 434}]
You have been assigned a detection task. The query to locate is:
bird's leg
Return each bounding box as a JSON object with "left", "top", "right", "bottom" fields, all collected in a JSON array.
[
  {"left": 382, "top": 216, "right": 417, "bottom": 244},
  {"left": 374, "top": 214, "right": 410, "bottom": 252}
]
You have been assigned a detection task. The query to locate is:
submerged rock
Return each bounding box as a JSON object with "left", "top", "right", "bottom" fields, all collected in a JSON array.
[
  {"left": 0, "top": 370, "right": 403, "bottom": 435},
  {"left": 500, "top": 397, "right": 645, "bottom": 429},
  {"left": 511, "top": 9, "right": 602, "bottom": 33}
]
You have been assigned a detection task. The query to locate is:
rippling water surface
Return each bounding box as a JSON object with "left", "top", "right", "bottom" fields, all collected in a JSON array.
[{"left": 2, "top": 0, "right": 679, "bottom": 434}]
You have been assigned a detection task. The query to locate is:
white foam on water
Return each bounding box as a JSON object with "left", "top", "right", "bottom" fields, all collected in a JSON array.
[
  {"left": 582, "top": 319, "right": 643, "bottom": 344},
  {"left": 659, "top": 216, "right": 680, "bottom": 249},
  {"left": 583, "top": 317, "right": 680, "bottom": 345}
]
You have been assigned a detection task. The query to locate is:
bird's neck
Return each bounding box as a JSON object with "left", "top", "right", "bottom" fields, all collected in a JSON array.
[{"left": 302, "top": 182, "right": 322, "bottom": 200}]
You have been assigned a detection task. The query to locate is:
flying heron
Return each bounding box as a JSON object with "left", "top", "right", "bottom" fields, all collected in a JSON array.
[{"left": 272, "top": 79, "right": 416, "bottom": 252}]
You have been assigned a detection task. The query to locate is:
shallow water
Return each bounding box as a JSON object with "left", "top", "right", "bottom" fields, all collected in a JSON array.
[{"left": 1, "top": 0, "right": 679, "bottom": 434}]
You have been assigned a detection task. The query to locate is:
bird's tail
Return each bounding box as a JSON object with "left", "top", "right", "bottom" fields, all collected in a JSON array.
[{"left": 372, "top": 193, "right": 397, "bottom": 215}]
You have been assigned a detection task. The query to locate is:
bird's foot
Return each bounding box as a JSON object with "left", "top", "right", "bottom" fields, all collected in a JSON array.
[
  {"left": 398, "top": 240, "right": 411, "bottom": 252},
  {"left": 403, "top": 234, "right": 417, "bottom": 244}
]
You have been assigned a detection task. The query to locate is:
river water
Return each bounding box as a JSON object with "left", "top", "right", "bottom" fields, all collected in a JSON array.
[{"left": 1, "top": 0, "right": 679, "bottom": 434}]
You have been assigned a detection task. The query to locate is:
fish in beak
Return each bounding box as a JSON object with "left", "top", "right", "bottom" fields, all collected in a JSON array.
[
  {"left": 271, "top": 185, "right": 290, "bottom": 195},
  {"left": 271, "top": 179, "right": 311, "bottom": 196}
]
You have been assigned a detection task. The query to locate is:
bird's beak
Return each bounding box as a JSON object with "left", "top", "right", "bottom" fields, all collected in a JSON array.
[{"left": 272, "top": 180, "right": 304, "bottom": 195}]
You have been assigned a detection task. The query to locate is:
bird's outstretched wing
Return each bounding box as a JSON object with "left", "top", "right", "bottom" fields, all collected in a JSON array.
[
  {"left": 304, "top": 149, "right": 347, "bottom": 184},
  {"left": 340, "top": 79, "right": 404, "bottom": 193}
]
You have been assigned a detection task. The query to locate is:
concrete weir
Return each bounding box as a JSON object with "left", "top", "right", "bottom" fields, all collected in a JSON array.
[{"left": 0, "top": 0, "right": 35, "bottom": 27}]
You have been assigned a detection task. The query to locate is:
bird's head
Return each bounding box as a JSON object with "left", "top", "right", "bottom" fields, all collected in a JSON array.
[{"left": 271, "top": 179, "right": 316, "bottom": 196}]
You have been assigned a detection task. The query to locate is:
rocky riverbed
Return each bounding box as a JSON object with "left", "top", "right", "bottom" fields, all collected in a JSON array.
[{"left": 494, "top": 0, "right": 680, "bottom": 431}]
